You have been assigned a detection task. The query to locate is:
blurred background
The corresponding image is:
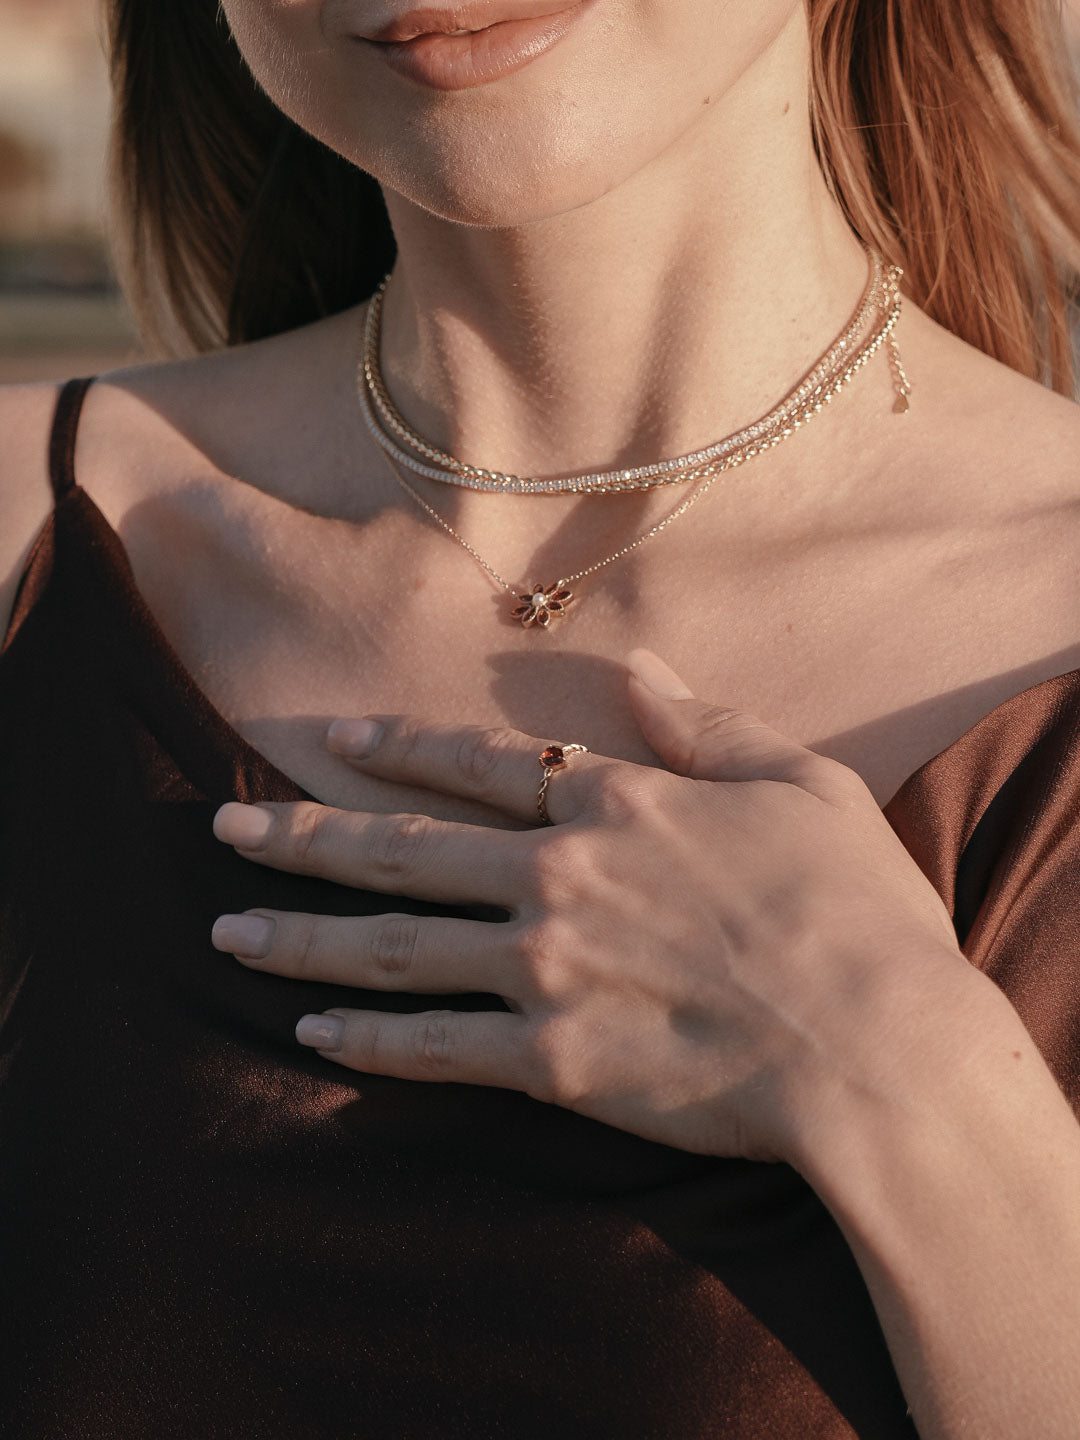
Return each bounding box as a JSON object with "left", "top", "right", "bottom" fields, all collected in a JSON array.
[
  {"left": 0, "top": 0, "right": 1079, "bottom": 384},
  {"left": 0, "top": 0, "right": 140, "bottom": 381}
]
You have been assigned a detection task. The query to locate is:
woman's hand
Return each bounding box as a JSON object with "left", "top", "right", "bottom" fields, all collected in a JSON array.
[
  {"left": 210, "top": 649, "right": 984, "bottom": 1168},
  {"left": 211, "top": 649, "right": 1080, "bottom": 1437}
]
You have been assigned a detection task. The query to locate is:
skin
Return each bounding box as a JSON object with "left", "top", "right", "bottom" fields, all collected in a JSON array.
[{"left": 3, "top": 0, "right": 1080, "bottom": 1434}]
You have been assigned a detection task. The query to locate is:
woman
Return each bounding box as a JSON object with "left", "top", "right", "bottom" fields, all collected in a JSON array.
[{"left": 2, "top": 0, "right": 1080, "bottom": 1435}]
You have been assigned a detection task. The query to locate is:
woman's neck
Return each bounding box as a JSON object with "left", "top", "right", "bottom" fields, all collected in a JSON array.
[{"left": 377, "top": 10, "right": 870, "bottom": 482}]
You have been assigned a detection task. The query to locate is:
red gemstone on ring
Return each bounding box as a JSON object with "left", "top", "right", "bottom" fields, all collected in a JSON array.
[{"left": 540, "top": 745, "right": 565, "bottom": 768}]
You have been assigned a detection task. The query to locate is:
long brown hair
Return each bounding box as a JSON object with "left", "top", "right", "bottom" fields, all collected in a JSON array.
[{"left": 106, "top": 0, "right": 1080, "bottom": 392}]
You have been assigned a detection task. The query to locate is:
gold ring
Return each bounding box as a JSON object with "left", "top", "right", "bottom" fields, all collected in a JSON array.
[{"left": 536, "top": 743, "right": 590, "bottom": 826}]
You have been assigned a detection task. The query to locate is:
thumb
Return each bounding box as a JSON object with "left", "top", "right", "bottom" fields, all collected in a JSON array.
[{"left": 626, "top": 648, "right": 835, "bottom": 790}]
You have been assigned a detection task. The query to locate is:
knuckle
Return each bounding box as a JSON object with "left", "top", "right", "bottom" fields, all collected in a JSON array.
[
  {"left": 527, "top": 836, "right": 580, "bottom": 901},
  {"left": 675, "top": 706, "right": 752, "bottom": 774},
  {"left": 531, "top": 831, "right": 602, "bottom": 900},
  {"left": 368, "top": 813, "right": 431, "bottom": 883},
  {"left": 699, "top": 704, "right": 755, "bottom": 734},
  {"left": 525, "top": 1020, "right": 585, "bottom": 1108},
  {"left": 291, "top": 913, "right": 325, "bottom": 979},
  {"left": 409, "top": 1009, "right": 461, "bottom": 1073},
  {"left": 368, "top": 915, "right": 420, "bottom": 978},
  {"left": 354, "top": 1014, "right": 384, "bottom": 1073},
  {"left": 590, "top": 761, "right": 653, "bottom": 820},
  {"left": 290, "top": 802, "right": 330, "bottom": 866},
  {"left": 453, "top": 726, "right": 517, "bottom": 789},
  {"left": 815, "top": 755, "right": 872, "bottom": 806},
  {"left": 512, "top": 917, "right": 572, "bottom": 994},
  {"left": 391, "top": 715, "right": 427, "bottom": 764}
]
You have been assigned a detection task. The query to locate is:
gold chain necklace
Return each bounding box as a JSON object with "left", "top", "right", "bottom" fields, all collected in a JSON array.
[
  {"left": 366, "top": 263, "right": 911, "bottom": 629},
  {"left": 359, "top": 251, "right": 893, "bottom": 496}
]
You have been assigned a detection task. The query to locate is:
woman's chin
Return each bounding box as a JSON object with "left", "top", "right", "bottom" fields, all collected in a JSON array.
[
  {"left": 381, "top": 168, "right": 615, "bottom": 230},
  {"left": 367, "top": 127, "right": 646, "bottom": 231}
]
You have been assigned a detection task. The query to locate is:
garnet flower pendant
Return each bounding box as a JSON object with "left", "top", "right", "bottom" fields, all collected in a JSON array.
[{"left": 512, "top": 581, "right": 575, "bottom": 629}]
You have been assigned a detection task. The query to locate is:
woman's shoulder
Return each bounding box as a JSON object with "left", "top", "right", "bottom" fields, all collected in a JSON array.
[
  {"left": 905, "top": 308, "right": 1080, "bottom": 489},
  {"left": 886, "top": 314, "right": 1080, "bottom": 712},
  {"left": 65, "top": 306, "right": 362, "bottom": 510},
  {"left": 895, "top": 309, "right": 1080, "bottom": 596},
  {"left": 3, "top": 307, "right": 359, "bottom": 509},
  {"left": 0, "top": 309, "right": 369, "bottom": 646}
]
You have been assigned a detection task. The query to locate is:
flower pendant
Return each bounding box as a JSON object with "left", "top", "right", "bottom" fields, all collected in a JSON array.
[{"left": 511, "top": 581, "right": 574, "bottom": 629}]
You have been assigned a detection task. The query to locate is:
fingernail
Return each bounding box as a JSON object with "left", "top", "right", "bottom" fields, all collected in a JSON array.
[
  {"left": 213, "top": 802, "right": 275, "bottom": 851},
  {"left": 296, "top": 1013, "right": 345, "bottom": 1052},
  {"left": 326, "top": 718, "right": 383, "bottom": 759},
  {"left": 212, "top": 913, "right": 275, "bottom": 961},
  {"left": 626, "top": 648, "right": 695, "bottom": 699}
]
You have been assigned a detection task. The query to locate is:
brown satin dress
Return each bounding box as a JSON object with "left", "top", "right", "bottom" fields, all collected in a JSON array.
[{"left": 2, "top": 379, "right": 1078, "bottom": 1439}]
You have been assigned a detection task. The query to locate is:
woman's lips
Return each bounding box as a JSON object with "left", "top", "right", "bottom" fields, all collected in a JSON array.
[{"left": 362, "top": 4, "right": 590, "bottom": 91}]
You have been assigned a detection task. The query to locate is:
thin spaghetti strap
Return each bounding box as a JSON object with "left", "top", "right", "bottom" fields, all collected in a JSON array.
[{"left": 47, "top": 377, "right": 96, "bottom": 501}]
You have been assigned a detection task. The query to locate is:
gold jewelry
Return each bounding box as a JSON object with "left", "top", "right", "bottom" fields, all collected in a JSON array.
[
  {"left": 370, "top": 264, "right": 910, "bottom": 630},
  {"left": 359, "top": 252, "right": 890, "bottom": 496},
  {"left": 887, "top": 331, "right": 913, "bottom": 412},
  {"left": 537, "top": 743, "right": 590, "bottom": 825}
]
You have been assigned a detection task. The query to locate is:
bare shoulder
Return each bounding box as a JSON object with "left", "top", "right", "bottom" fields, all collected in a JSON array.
[
  {"left": 970, "top": 359, "right": 1079, "bottom": 481},
  {"left": 905, "top": 309, "right": 1080, "bottom": 488},
  {"left": 895, "top": 307, "right": 1080, "bottom": 664},
  {"left": 942, "top": 332, "right": 1080, "bottom": 588},
  {"left": 0, "top": 381, "right": 62, "bottom": 647},
  {"left": 0, "top": 308, "right": 367, "bottom": 652},
  {"left": 70, "top": 306, "right": 363, "bottom": 518}
]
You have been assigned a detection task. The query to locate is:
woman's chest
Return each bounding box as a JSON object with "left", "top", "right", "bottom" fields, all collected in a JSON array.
[{"left": 109, "top": 478, "right": 1080, "bottom": 817}]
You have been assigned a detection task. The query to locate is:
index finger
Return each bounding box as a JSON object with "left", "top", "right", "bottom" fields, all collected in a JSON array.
[{"left": 325, "top": 716, "right": 606, "bottom": 824}]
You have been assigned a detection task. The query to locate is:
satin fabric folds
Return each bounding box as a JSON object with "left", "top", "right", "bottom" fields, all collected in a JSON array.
[{"left": 2, "top": 380, "right": 1079, "bottom": 1438}]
